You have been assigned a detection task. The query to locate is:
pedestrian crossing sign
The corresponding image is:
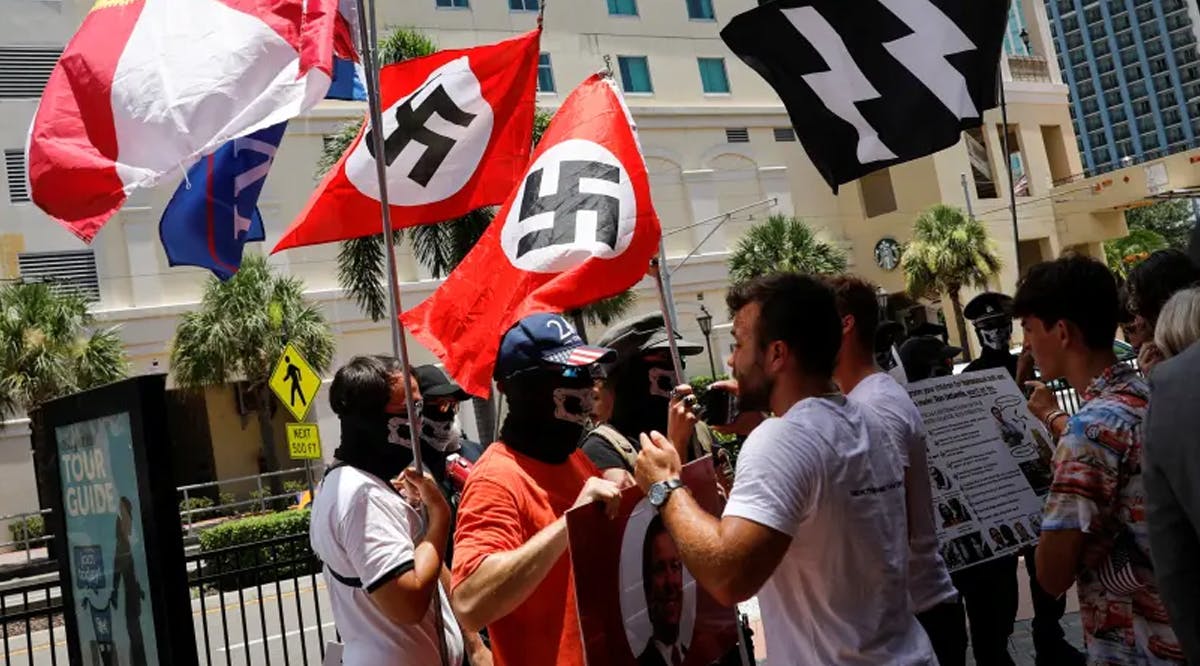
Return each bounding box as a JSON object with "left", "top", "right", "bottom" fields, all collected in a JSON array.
[{"left": 269, "top": 343, "right": 321, "bottom": 421}]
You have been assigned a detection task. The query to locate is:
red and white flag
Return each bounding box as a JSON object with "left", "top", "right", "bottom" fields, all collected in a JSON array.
[
  {"left": 26, "top": 0, "right": 344, "bottom": 243},
  {"left": 401, "top": 74, "right": 662, "bottom": 397},
  {"left": 272, "top": 30, "right": 540, "bottom": 252}
]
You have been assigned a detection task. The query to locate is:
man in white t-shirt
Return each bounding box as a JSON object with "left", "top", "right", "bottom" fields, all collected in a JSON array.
[
  {"left": 829, "top": 276, "right": 966, "bottom": 666},
  {"left": 634, "top": 273, "right": 936, "bottom": 665},
  {"left": 310, "top": 356, "right": 483, "bottom": 666}
]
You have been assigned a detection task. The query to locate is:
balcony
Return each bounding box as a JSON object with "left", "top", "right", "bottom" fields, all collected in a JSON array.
[{"left": 1009, "top": 55, "right": 1053, "bottom": 82}]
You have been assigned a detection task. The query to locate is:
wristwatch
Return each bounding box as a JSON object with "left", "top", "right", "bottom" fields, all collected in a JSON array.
[{"left": 648, "top": 478, "right": 684, "bottom": 510}]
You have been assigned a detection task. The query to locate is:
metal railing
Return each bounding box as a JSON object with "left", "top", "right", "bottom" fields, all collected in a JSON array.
[
  {"left": 187, "top": 532, "right": 332, "bottom": 666},
  {"left": 1008, "top": 55, "right": 1053, "bottom": 82},
  {"left": 0, "top": 509, "right": 53, "bottom": 565},
  {"left": 178, "top": 467, "right": 315, "bottom": 535},
  {"left": 1051, "top": 136, "right": 1200, "bottom": 186},
  {"left": 0, "top": 574, "right": 66, "bottom": 665}
]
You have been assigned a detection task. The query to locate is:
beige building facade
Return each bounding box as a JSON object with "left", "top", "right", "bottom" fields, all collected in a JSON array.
[{"left": 0, "top": 0, "right": 1188, "bottom": 515}]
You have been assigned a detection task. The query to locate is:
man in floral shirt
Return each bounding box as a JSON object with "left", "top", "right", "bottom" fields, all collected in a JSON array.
[{"left": 1015, "top": 254, "right": 1184, "bottom": 665}]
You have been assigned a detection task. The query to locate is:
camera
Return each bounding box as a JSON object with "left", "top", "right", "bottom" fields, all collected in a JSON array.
[{"left": 698, "top": 385, "right": 738, "bottom": 427}]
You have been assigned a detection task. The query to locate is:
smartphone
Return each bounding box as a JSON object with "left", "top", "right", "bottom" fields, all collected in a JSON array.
[{"left": 700, "top": 385, "right": 738, "bottom": 427}]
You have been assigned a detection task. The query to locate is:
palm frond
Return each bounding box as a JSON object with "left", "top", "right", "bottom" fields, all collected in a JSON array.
[
  {"left": 566, "top": 289, "right": 638, "bottom": 328},
  {"left": 336, "top": 235, "right": 389, "bottom": 322},
  {"left": 728, "top": 214, "right": 847, "bottom": 283},
  {"left": 901, "top": 204, "right": 1002, "bottom": 299},
  {"left": 170, "top": 255, "right": 334, "bottom": 388},
  {"left": 0, "top": 281, "right": 129, "bottom": 418}
]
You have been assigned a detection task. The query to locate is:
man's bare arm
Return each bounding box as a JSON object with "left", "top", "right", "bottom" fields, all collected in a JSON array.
[
  {"left": 451, "top": 477, "right": 620, "bottom": 632},
  {"left": 451, "top": 516, "right": 569, "bottom": 632},
  {"left": 658, "top": 489, "right": 791, "bottom": 606}
]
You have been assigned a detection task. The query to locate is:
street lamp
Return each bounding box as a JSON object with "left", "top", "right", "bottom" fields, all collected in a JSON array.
[
  {"left": 696, "top": 304, "right": 717, "bottom": 377},
  {"left": 875, "top": 286, "right": 890, "bottom": 319}
]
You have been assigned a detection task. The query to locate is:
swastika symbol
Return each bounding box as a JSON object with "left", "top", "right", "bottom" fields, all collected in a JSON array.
[
  {"left": 515, "top": 160, "right": 621, "bottom": 258},
  {"left": 366, "top": 77, "right": 477, "bottom": 187}
]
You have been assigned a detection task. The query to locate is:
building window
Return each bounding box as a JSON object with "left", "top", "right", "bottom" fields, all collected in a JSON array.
[
  {"left": 537, "top": 52, "right": 555, "bottom": 93},
  {"left": 725, "top": 128, "right": 750, "bottom": 143},
  {"left": 509, "top": 0, "right": 539, "bottom": 9},
  {"left": 607, "top": 0, "right": 637, "bottom": 16},
  {"left": 964, "top": 127, "right": 998, "bottom": 199},
  {"left": 686, "top": 0, "right": 715, "bottom": 20},
  {"left": 4, "top": 149, "right": 28, "bottom": 203},
  {"left": 0, "top": 47, "right": 62, "bottom": 99},
  {"left": 861, "top": 169, "right": 897, "bottom": 217},
  {"left": 773, "top": 127, "right": 797, "bottom": 142},
  {"left": 698, "top": 57, "right": 730, "bottom": 94},
  {"left": 435, "top": 0, "right": 468, "bottom": 7},
  {"left": 18, "top": 250, "right": 100, "bottom": 302},
  {"left": 617, "top": 56, "right": 652, "bottom": 93}
]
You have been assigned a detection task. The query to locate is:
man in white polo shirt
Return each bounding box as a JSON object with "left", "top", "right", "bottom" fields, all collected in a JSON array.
[
  {"left": 634, "top": 273, "right": 935, "bottom": 665},
  {"left": 310, "top": 356, "right": 486, "bottom": 666}
]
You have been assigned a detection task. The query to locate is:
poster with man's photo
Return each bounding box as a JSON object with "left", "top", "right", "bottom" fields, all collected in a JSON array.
[
  {"left": 907, "top": 369, "right": 1054, "bottom": 572},
  {"left": 568, "top": 457, "right": 740, "bottom": 666}
]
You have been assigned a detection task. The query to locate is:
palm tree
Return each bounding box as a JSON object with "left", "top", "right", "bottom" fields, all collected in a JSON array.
[
  {"left": 171, "top": 255, "right": 334, "bottom": 482},
  {"left": 1105, "top": 228, "right": 1169, "bottom": 280},
  {"left": 728, "top": 214, "right": 848, "bottom": 283},
  {"left": 0, "top": 281, "right": 128, "bottom": 421},
  {"left": 902, "top": 204, "right": 1002, "bottom": 361},
  {"left": 322, "top": 29, "right": 632, "bottom": 440}
]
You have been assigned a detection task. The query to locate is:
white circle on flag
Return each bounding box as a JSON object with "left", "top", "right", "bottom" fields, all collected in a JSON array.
[
  {"left": 500, "top": 139, "right": 637, "bottom": 274},
  {"left": 345, "top": 56, "right": 494, "bottom": 204}
]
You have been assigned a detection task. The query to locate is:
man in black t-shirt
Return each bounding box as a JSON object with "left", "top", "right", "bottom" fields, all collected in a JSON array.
[{"left": 581, "top": 313, "right": 716, "bottom": 487}]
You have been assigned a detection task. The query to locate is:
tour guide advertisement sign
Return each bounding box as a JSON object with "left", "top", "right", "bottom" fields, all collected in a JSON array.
[
  {"left": 58, "top": 412, "right": 158, "bottom": 665},
  {"left": 38, "top": 375, "right": 196, "bottom": 666}
]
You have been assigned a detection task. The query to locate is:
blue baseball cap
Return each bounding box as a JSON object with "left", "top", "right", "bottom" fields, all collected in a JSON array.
[{"left": 494, "top": 313, "right": 616, "bottom": 381}]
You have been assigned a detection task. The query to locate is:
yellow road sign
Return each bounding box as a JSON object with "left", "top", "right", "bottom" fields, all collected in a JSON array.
[
  {"left": 286, "top": 423, "right": 322, "bottom": 460},
  {"left": 269, "top": 343, "right": 321, "bottom": 421}
]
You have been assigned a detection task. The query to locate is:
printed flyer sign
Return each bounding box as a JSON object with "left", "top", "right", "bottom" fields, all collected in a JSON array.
[
  {"left": 907, "top": 369, "right": 1054, "bottom": 572},
  {"left": 57, "top": 413, "right": 160, "bottom": 666},
  {"left": 568, "top": 457, "right": 741, "bottom": 666}
]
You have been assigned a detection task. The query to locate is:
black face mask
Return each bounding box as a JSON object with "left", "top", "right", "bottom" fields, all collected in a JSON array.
[
  {"left": 500, "top": 368, "right": 595, "bottom": 464},
  {"left": 420, "top": 404, "right": 462, "bottom": 453},
  {"left": 334, "top": 411, "right": 418, "bottom": 483},
  {"left": 609, "top": 359, "right": 677, "bottom": 439}
]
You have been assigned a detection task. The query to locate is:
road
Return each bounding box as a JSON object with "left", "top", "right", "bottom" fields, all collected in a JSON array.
[
  {"left": 3, "top": 575, "right": 335, "bottom": 666},
  {"left": 4, "top": 556, "right": 1083, "bottom": 665}
]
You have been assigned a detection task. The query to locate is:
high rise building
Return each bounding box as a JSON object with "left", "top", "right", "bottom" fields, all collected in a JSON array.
[{"left": 1043, "top": 0, "right": 1200, "bottom": 176}]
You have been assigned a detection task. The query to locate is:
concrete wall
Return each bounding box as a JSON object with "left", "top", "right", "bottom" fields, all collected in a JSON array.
[{"left": 0, "top": 420, "right": 39, "bottom": 545}]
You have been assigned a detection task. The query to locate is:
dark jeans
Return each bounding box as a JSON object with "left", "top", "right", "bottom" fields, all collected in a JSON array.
[
  {"left": 917, "top": 598, "right": 969, "bottom": 666},
  {"left": 951, "top": 555, "right": 1019, "bottom": 666},
  {"left": 1022, "top": 547, "right": 1071, "bottom": 653}
]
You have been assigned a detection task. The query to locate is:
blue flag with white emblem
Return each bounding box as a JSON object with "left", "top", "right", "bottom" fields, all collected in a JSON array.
[{"left": 159, "top": 122, "right": 287, "bottom": 280}]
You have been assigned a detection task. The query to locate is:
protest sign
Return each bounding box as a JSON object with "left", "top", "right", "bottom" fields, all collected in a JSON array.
[
  {"left": 908, "top": 369, "right": 1055, "bottom": 571},
  {"left": 568, "top": 457, "right": 740, "bottom": 666}
]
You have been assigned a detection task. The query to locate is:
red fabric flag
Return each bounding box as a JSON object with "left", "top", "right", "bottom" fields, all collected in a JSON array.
[
  {"left": 272, "top": 29, "right": 540, "bottom": 252},
  {"left": 26, "top": 0, "right": 342, "bottom": 242},
  {"left": 401, "top": 74, "right": 662, "bottom": 397}
]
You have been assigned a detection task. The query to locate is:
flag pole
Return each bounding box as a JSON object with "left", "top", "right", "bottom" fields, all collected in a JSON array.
[
  {"left": 601, "top": 58, "right": 687, "bottom": 385},
  {"left": 651, "top": 255, "right": 687, "bottom": 390},
  {"left": 355, "top": 6, "right": 450, "bottom": 666},
  {"left": 353, "top": 0, "right": 424, "bottom": 476},
  {"left": 998, "top": 77, "right": 1021, "bottom": 276}
]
